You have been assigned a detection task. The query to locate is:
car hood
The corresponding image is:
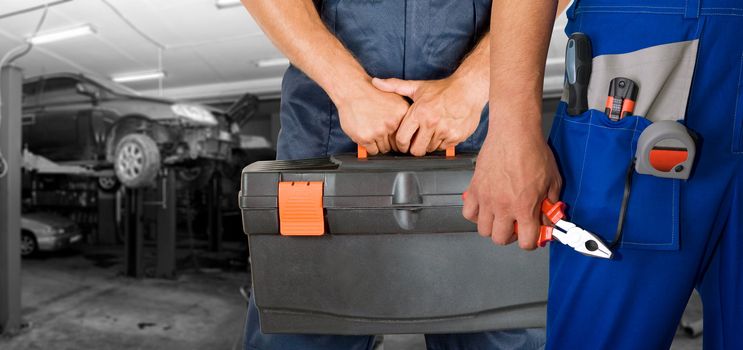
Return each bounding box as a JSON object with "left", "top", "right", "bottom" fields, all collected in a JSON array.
[
  {"left": 117, "top": 94, "right": 224, "bottom": 113},
  {"left": 22, "top": 212, "right": 75, "bottom": 228},
  {"left": 116, "top": 94, "right": 174, "bottom": 105}
]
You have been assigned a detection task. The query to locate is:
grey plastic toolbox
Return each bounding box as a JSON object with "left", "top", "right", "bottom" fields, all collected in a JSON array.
[{"left": 240, "top": 153, "right": 548, "bottom": 335}]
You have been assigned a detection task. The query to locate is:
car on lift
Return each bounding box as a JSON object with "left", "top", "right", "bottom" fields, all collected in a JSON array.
[
  {"left": 21, "top": 212, "right": 82, "bottom": 257},
  {"left": 21, "top": 73, "right": 245, "bottom": 189}
]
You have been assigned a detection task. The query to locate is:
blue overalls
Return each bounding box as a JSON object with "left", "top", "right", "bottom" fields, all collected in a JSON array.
[
  {"left": 274, "top": 0, "right": 491, "bottom": 160},
  {"left": 244, "top": 1, "right": 546, "bottom": 349},
  {"left": 547, "top": 0, "right": 743, "bottom": 348}
]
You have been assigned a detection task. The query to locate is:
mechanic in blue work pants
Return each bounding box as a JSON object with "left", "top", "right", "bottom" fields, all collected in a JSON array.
[
  {"left": 238, "top": 0, "right": 570, "bottom": 349},
  {"left": 464, "top": 0, "right": 743, "bottom": 348}
]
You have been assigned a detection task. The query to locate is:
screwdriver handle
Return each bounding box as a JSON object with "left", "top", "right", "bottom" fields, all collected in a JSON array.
[{"left": 566, "top": 33, "right": 593, "bottom": 115}]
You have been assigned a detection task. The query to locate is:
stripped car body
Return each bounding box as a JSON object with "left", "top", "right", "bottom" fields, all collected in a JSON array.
[{"left": 22, "top": 73, "right": 239, "bottom": 188}]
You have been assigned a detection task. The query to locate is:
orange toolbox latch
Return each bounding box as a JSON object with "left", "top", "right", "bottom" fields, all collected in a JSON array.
[{"left": 278, "top": 181, "right": 325, "bottom": 236}]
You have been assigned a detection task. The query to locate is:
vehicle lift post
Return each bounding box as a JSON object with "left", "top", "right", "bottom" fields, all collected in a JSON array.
[
  {"left": 124, "top": 187, "right": 144, "bottom": 278},
  {"left": 155, "top": 169, "right": 176, "bottom": 279},
  {"left": 96, "top": 187, "right": 118, "bottom": 245},
  {"left": 207, "top": 174, "right": 222, "bottom": 252},
  {"left": 0, "top": 66, "right": 23, "bottom": 334},
  {"left": 124, "top": 170, "right": 176, "bottom": 278}
]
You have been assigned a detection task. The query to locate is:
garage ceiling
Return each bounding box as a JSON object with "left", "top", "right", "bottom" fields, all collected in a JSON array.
[
  {"left": 0, "top": 0, "right": 284, "bottom": 101},
  {"left": 0, "top": 0, "right": 567, "bottom": 101}
]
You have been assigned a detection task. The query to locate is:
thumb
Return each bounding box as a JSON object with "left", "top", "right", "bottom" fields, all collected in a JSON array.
[{"left": 371, "top": 77, "right": 421, "bottom": 98}]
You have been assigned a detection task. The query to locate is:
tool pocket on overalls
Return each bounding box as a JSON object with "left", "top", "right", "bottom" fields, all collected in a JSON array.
[
  {"left": 733, "top": 55, "right": 743, "bottom": 154},
  {"left": 549, "top": 105, "right": 681, "bottom": 251},
  {"left": 552, "top": 8, "right": 706, "bottom": 251}
]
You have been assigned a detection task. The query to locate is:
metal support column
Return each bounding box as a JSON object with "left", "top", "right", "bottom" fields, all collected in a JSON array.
[
  {"left": 155, "top": 170, "right": 176, "bottom": 278},
  {"left": 207, "top": 174, "right": 222, "bottom": 252},
  {"left": 96, "top": 190, "right": 118, "bottom": 245},
  {"left": 124, "top": 188, "right": 144, "bottom": 278},
  {"left": 0, "top": 66, "right": 23, "bottom": 334}
]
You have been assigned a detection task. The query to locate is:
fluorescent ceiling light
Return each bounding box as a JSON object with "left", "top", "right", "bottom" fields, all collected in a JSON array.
[
  {"left": 215, "top": 0, "right": 242, "bottom": 9},
  {"left": 28, "top": 24, "right": 95, "bottom": 44},
  {"left": 256, "top": 58, "right": 290, "bottom": 68},
  {"left": 112, "top": 71, "right": 165, "bottom": 83}
]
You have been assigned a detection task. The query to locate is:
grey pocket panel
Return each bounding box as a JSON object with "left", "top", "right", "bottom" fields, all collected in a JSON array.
[{"left": 562, "top": 40, "right": 699, "bottom": 122}]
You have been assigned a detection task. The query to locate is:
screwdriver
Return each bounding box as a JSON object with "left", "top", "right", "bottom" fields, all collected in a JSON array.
[{"left": 565, "top": 33, "right": 593, "bottom": 115}]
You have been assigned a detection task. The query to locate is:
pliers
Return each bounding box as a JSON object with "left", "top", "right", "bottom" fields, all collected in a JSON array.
[
  {"left": 532, "top": 199, "right": 613, "bottom": 259},
  {"left": 462, "top": 192, "right": 613, "bottom": 259}
]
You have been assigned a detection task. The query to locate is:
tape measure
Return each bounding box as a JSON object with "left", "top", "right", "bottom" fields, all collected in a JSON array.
[{"left": 635, "top": 121, "right": 696, "bottom": 180}]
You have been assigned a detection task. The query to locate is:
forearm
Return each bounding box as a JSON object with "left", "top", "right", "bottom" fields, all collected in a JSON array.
[
  {"left": 450, "top": 33, "right": 491, "bottom": 109},
  {"left": 489, "top": 0, "right": 557, "bottom": 131},
  {"left": 455, "top": 0, "right": 566, "bottom": 110},
  {"left": 241, "top": 0, "right": 368, "bottom": 103}
]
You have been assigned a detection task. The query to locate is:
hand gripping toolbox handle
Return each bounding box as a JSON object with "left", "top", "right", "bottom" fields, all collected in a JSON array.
[
  {"left": 357, "top": 145, "right": 456, "bottom": 159},
  {"left": 276, "top": 145, "right": 462, "bottom": 236}
]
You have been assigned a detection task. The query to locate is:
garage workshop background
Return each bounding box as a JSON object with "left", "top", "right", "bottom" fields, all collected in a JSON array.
[{"left": 0, "top": 1, "right": 702, "bottom": 349}]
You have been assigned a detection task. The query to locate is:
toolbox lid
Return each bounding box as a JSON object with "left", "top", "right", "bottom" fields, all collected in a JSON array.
[
  {"left": 240, "top": 153, "right": 476, "bottom": 202},
  {"left": 241, "top": 153, "right": 475, "bottom": 173},
  {"left": 239, "top": 153, "right": 478, "bottom": 234}
]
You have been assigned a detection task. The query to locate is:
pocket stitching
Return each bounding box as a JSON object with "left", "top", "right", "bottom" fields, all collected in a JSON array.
[
  {"left": 568, "top": 112, "right": 596, "bottom": 220},
  {"left": 570, "top": 112, "right": 678, "bottom": 249},
  {"left": 732, "top": 55, "right": 743, "bottom": 154},
  {"left": 561, "top": 118, "right": 642, "bottom": 132},
  {"left": 620, "top": 179, "right": 678, "bottom": 247},
  {"left": 550, "top": 110, "right": 565, "bottom": 152},
  {"left": 620, "top": 119, "right": 678, "bottom": 248}
]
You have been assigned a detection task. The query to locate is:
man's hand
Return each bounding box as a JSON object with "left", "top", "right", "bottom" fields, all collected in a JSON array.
[
  {"left": 371, "top": 76, "right": 484, "bottom": 156},
  {"left": 371, "top": 34, "right": 490, "bottom": 156},
  {"left": 335, "top": 81, "right": 410, "bottom": 155},
  {"left": 462, "top": 122, "right": 562, "bottom": 249},
  {"left": 243, "top": 0, "right": 406, "bottom": 155},
  {"left": 465, "top": 0, "right": 559, "bottom": 249}
]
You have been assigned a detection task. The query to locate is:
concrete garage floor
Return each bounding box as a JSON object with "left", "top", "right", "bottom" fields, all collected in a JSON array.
[
  {"left": 0, "top": 243, "right": 250, "bottom": 350},
  {"left": 0, "top": 244, "right": 702, "bottom": 350}
]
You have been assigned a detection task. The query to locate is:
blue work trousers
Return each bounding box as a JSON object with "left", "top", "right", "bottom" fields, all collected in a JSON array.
[{"left": 547, "top": 0, "right": 743, "bottom": 348}]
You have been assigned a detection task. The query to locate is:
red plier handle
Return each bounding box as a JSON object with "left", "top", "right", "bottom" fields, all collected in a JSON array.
[
  {"left": 541, "top": 199, "right": 566, "bottom": 224},
  {"left": 462, "top": 192, "right": 564, "bottom": 248}
]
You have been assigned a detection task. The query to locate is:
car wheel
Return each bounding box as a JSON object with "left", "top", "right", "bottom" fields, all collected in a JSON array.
[
  {"left": 97, "top": 176, "right": 121, "bottom": 193},
  {"left": 114, "top": 134, "right": 161, "bottom": 189},
  {"left": 21, "top": 231, "right": 38, "bottom": 257}
]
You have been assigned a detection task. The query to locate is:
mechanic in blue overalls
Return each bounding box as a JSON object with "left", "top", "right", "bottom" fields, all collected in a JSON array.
[
  {"left": 464, "top": 0, "right": 743, "bottom": 348},
  {"left": 240, "top": 1, "right": 567, "bottom": 349}
]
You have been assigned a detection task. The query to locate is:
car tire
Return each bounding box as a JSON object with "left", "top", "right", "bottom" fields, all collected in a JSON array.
[
  {"left": 114, "top": 133, "right": 161, "bottom": 189},
  {"left": 97, "top": 176, "right": 121, "bottom": 193},
  {"left": 21, "top": 231, "right": 38, "bottom": 257}
]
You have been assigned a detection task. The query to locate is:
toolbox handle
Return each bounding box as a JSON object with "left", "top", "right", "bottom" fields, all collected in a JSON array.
[{"left": 357, "top": 145, "right": 456, "bottom": 159}]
